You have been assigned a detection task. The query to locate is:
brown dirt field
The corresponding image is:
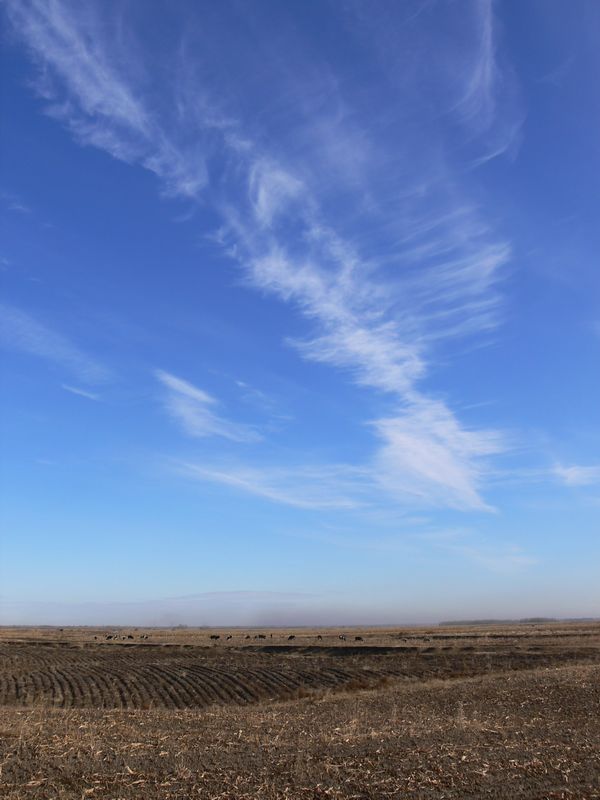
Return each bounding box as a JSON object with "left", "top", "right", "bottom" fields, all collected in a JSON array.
[{"left": 1, "top": 623, "right": 599, "bottom": 798}]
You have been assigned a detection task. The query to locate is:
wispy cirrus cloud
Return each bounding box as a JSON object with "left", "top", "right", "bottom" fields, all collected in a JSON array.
[
  {"left": 4, "top": 0, "right": 523, "bottom": 511},
  {"left": 3, "top": 0, "right": 210, "bottom": 199},
  {"left": 0, "top": 302, "right": 110, "bottom": 384},
  {"left": 177, "top": 460, "right": 369, "bottom": 511},
  {"left": 177, "top": 400, "right": 502, "bottom": 513},
  {"left": 553, "top": 463, "right": 600, "bottom": 487},
  {"left": 371, "top": 401, "right": 503, "bottom": 511},
  {"left": 156, "top": 370, "right": 261, "bottom": 443},
  {"left": 452, "top": 0, "right": 504, "bottom": 139},
  {"left": 61, "top": 384, "right": 101, "bottom": 401},
  {"left": 1, "top": 191, "right": 31, "bottom": 214},
  {"left": 445, "top": 540, "right": 536, "bottom": 573},
  {"left": 412, "top": 527, "right": 535, "bottom": 573}
]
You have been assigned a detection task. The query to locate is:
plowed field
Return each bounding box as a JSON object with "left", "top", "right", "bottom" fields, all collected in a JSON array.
[
  {"left": 1, "top": 624, "right": 600, "bottom": 798},
  {"left": 1, "top": 622, "right": 600, "bottom": 710}
]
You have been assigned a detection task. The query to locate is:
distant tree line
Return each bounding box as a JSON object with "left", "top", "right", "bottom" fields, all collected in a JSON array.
[{"left": 438, "top": 618, "right": 559, "bottom": 626}]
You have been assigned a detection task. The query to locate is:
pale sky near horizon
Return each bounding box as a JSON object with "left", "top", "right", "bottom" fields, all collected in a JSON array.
[{"left": 1, "top": 0, "right": 599, "bottom": 627}]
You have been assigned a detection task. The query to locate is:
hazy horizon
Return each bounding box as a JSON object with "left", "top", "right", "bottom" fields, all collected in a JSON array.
[
  {"left": 1, "top": 1, "right": 599, "bottom": 625},
  {"left": 2, "top": 591, "right": 598, "bottom": 629}
]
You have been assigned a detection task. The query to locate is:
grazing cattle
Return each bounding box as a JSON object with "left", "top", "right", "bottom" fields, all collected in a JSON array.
[
  {"left": 94, "top": 636, "right": 97, "bottom": 640},
  {"left": 127, "top": 635, "right": 134, "bottom": 640},
  {"left": 258, "top": 634, "right": 266, "bottom": 640},
  {"left": 245, "top": 635, "right": 251, "bottom": 640},
  {"left": 209, "top": 634, "right": 220, "bottom": 641},
  {"left": 106, "top": 635, "right": 112, "bottom": 640},
  {"left": 354, "top": 636, "right": 363, "bottom": 641},
  {"left": 339, "top": 634, "right": 346, "bottom": 641},
  {"left": 288, "top": 635, "right": 296, "bottom": 641},
  {"left": 317, "top": 635, "right": 323, "bottom": 641},
  {"left": 226, "top": 635, "right": 232, "bottom": 640}
]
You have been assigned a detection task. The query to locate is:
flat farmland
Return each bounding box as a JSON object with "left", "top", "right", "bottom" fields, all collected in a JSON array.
[{"left": 1, "top": 623, "right": 600, "bottom": 798}]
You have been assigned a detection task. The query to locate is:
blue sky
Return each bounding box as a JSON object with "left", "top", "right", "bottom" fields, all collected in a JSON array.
[{"left": 1, "top": 0, "right": 599, "bottom": 626}]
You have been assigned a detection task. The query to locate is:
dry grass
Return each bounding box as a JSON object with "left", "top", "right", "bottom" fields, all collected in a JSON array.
[{"left": 1, "top": 623, "right": 599, "bottom": 798}]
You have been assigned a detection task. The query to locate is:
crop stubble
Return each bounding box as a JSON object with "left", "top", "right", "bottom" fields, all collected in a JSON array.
[
  {"left": 1, "top": 638, "right": 599, "bottom": 711},
  {"left": 1, "top": 623, "right": 599, "bottom": 798}
]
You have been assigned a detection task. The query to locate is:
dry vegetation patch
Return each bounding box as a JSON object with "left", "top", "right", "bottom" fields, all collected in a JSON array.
[
  {"left": 1, "top": 665, "right": 600, "bottom": 798},
  {"left": 1, "top": 624, "right": 599, "bottom": 798}
]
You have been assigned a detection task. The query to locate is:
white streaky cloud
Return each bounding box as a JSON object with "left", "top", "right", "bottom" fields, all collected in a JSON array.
[
  {"left": 176, "top": 401, "right": 503, "bottom": 510},
  {"left": 553, "top": 463, "right": 600, "bottom": 487},
  {"left": 447, "top": 542, "right": 537, "bottom": 573},
  {"left": 4, "top": 0, "right": 209, "bottom": 199},
  {"left": 0, "top": 303, "right": 110, "bottom": 384},
  {"left": 234, "top": 380, "right": 286, "bottom": 421},
  {"left": 249, "top": 160, "right": 305, "bottom": 227},
  {"left": 5, "top": 1, "right": 522, "bottom": 511},
  {"left": 414, "top": 527, "right": 535, "bottom": 571},
  {"left": 372, "top": 398, "right": 503, "bottom": 511},
  {"left": 156, "top": 370, "right": 261, "bottom": 443},
  {"left": 337, "top": 0, "right": 522, "bottom": 164},
  {"left": 454, "top": 0, "right": 523, "bottom": 162},
  {"left": 1, "top": 191, "right": 31, "bottom": 214},
  {"left": 294, "top": 322, "right": 425, "bottom": 395},
  {"left": 456, "top": 0, "right": 497, "bottom": 133},
  {"left": 61, "top": 384, "right": 100, "bottom": 401},
  {"left": 236, "top": 197, "right": 507, "bottom": 383},
  {"left": 155, "top": 370, "right": 215, "bottom": 406},
  {"left": 177, "top": 461, "right": 370, "bottom": 510},
  {"left": 230, "top": 220, "right": 503, "bottom": 508}
]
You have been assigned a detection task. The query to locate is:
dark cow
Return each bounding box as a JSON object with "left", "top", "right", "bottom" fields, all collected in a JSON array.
[
  {"left": 288, "top": 634, "right": 296, "bottom": 641},
  {"left": 258, "top": 634, "right": 266, "bottom": 640},
  {"left": 226, "top": 635, "right": 233, "bottom": 640},
  {"left": 245, "top": 635, "right": 251, "bottom": 640},
  {"left": 354, "top": 636, "right": 363, "bottom": 641},
  {"left": 210, "top": 634, "right": 220, "bottom": 641},
  {"left": 106, "top": 635, "right": 112, "bottom": 640},
  {"left": 127, "top": 635, "right": 134, "bottom": 640},
  {"left": 317, "top": 635, "right": 323, "bottom": 641},
  {"left": 339, "top": 634, "right": 346, "bottom": 641}
]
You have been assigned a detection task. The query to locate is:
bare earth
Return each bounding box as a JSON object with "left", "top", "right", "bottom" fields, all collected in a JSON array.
[{"left": 1, "top": 623, "right": 599, "bottom": 798}]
